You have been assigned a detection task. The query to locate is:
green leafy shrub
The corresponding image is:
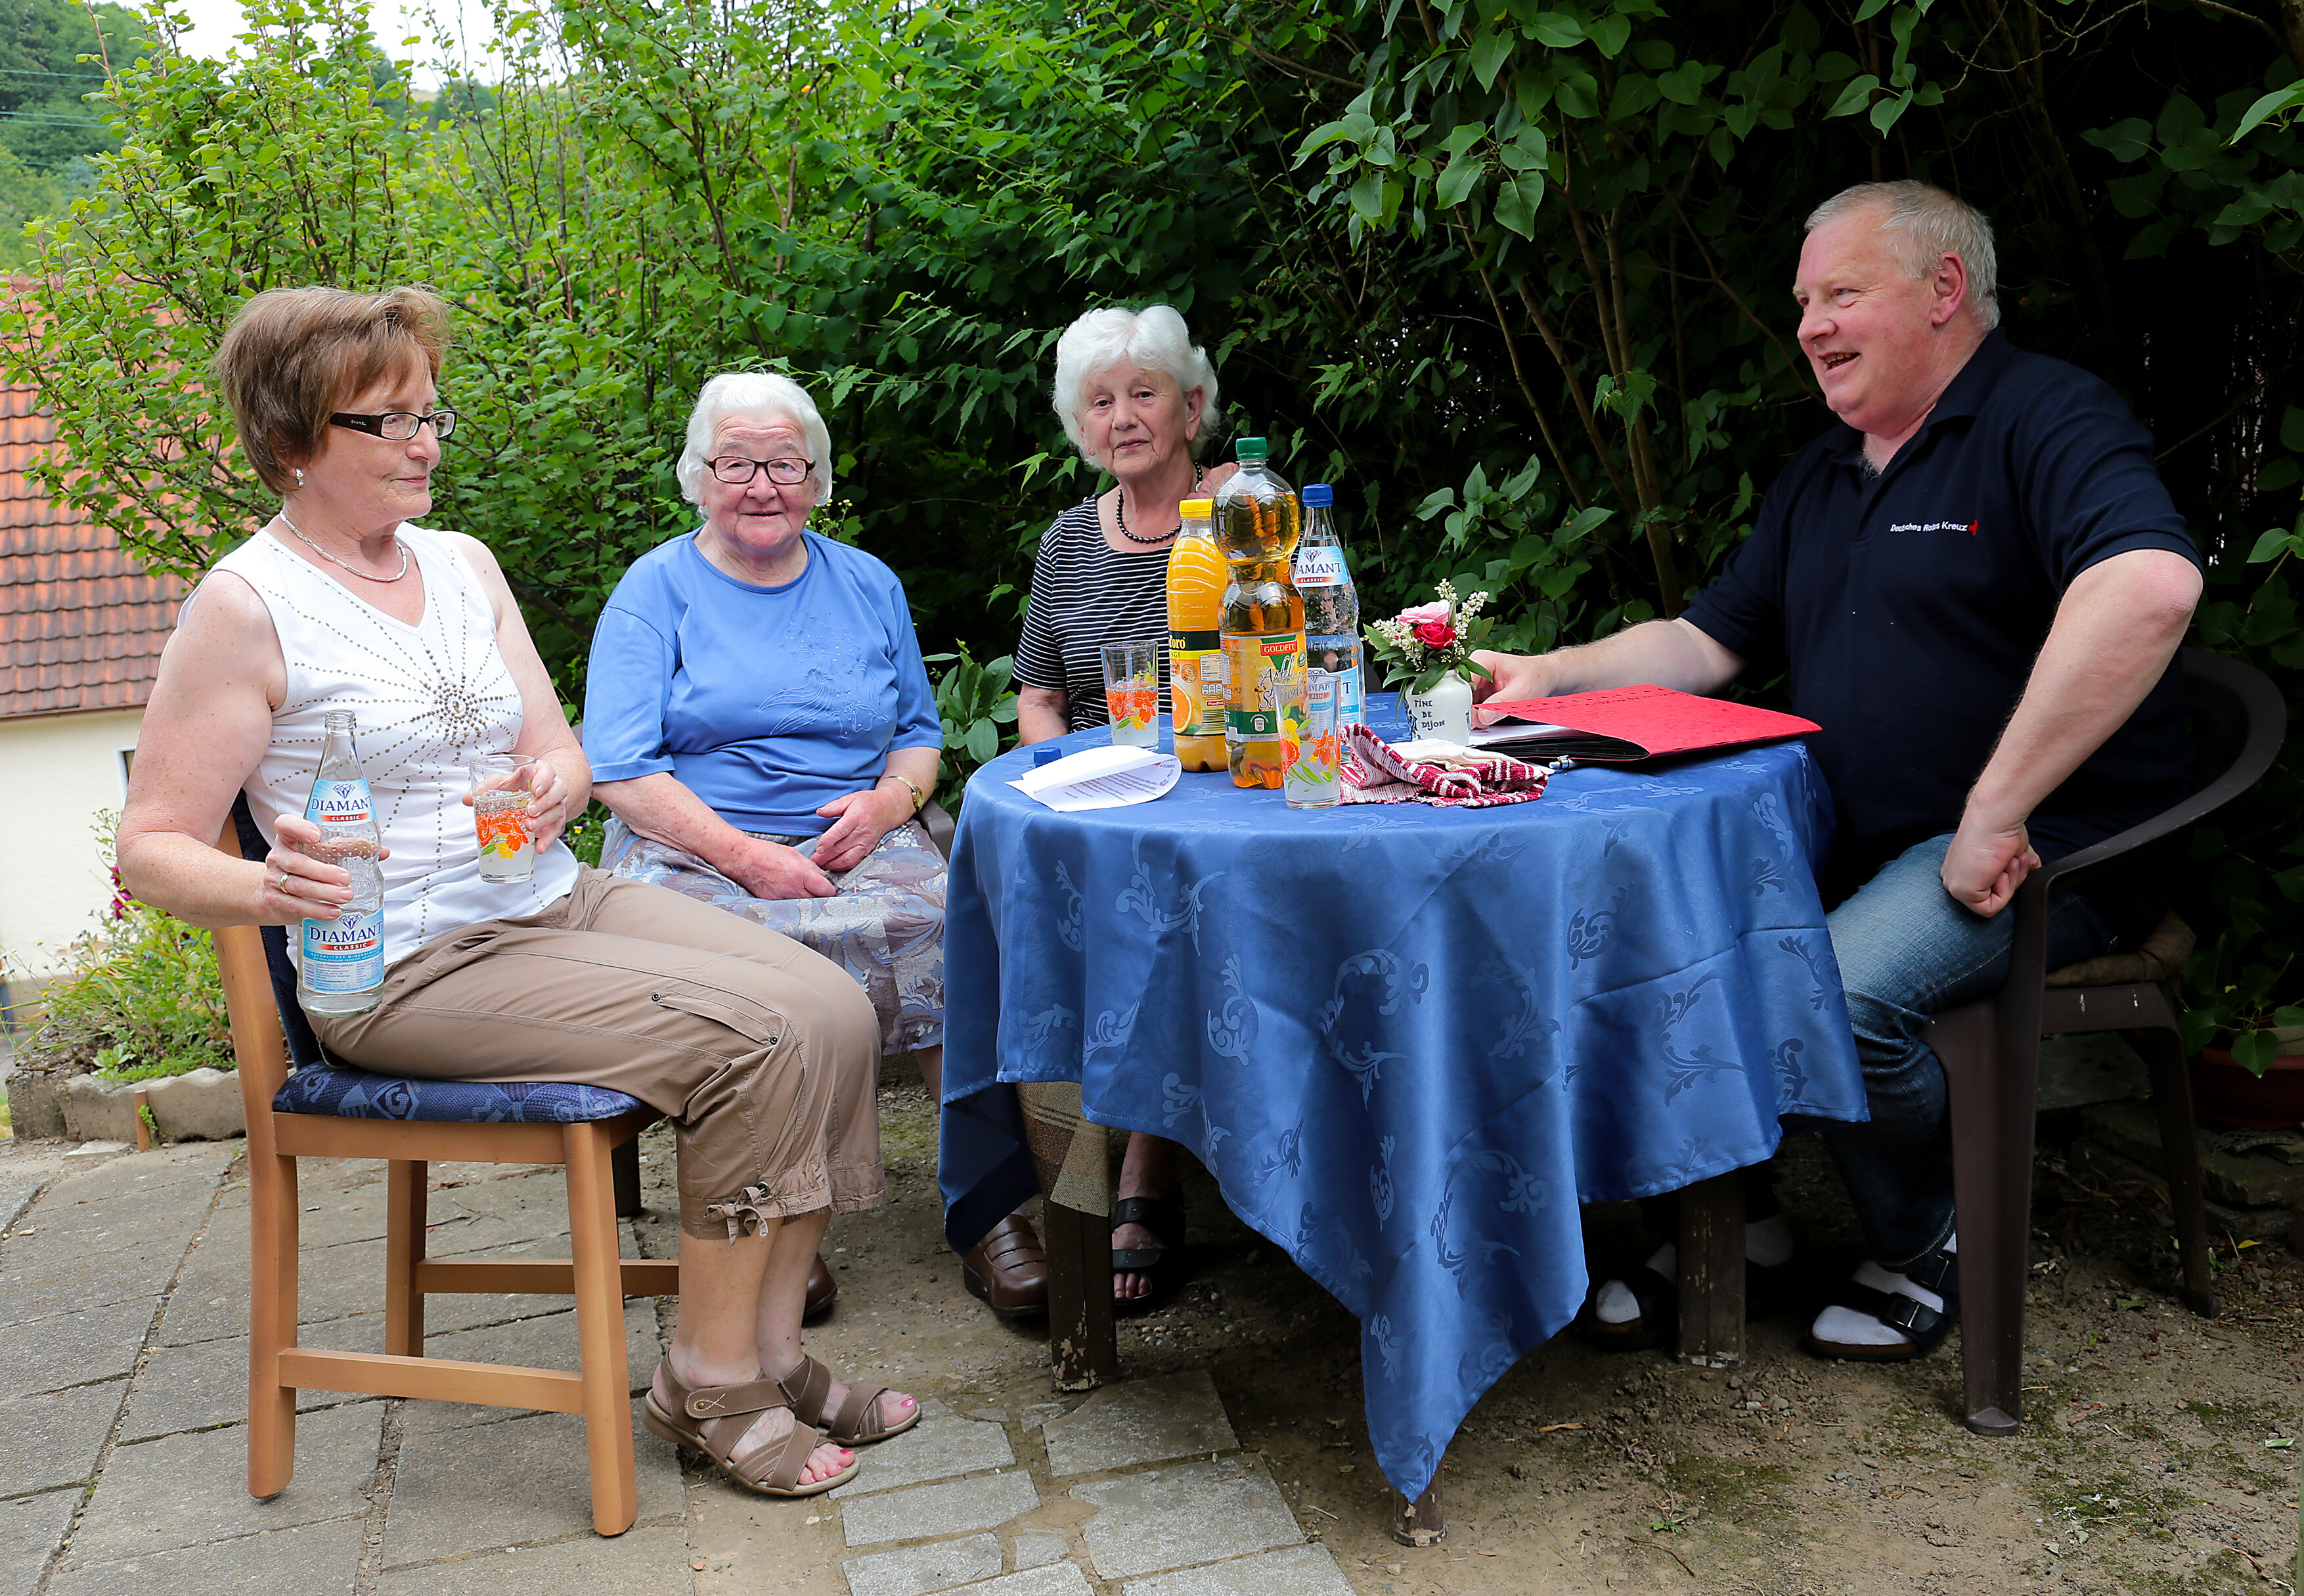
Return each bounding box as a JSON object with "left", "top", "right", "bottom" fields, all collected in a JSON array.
[
  {"left": 928, "top": 650, "right": 1021, "bottom": 803},
  {"left": 14, "top": 815, "right": 233, "bottom": 1084}
]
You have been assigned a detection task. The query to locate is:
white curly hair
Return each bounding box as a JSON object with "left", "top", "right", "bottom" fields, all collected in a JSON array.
[
  {"left": 1050, "top": 305, "right": 1223, "bottom": 467},
  {"left": 675, "top": 372, "right": 835, "bottom": 505}
]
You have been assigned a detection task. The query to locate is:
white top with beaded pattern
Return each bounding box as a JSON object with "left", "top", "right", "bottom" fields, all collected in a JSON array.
[{"left": 202, "top": 523, "right": 581, "bottom": 967}]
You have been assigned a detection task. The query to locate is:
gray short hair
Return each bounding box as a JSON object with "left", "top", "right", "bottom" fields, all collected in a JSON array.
[
  {"left": 1806, "top": 181, "right": 2001, "bottom": 332},
  {"left": 676, "top": 372, "right": 835, "bottom": 505},
  {"left": 1051, "top": 305, "right": 1223, "bottom": 466}
]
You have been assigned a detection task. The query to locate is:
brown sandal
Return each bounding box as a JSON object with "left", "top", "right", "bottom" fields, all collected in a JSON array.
[
  {"left": 642, "top": 1360, "right": 858, "bottom": 1497},
  {"left": 776, "top": 1353, "right": 920, "bottom": 1446}
]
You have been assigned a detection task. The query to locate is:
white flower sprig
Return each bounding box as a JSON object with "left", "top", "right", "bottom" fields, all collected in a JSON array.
[{"left": 1364, "top": 579, "right": 1494, "bottom": 692}]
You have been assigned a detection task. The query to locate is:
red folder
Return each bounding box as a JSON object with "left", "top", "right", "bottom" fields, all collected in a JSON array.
[{"left": 1471, "top": 684, "right": 1819, "bottom": 763}]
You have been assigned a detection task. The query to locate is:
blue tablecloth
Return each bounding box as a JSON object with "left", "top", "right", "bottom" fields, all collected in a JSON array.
[{"left": 939, "top": 699, "right": 1866, "bottom": 1500}]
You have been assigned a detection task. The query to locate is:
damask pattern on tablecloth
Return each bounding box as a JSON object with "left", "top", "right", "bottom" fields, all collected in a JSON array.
[{"left": 940, "top": 713, "right": 1865, "bottom": 1504}]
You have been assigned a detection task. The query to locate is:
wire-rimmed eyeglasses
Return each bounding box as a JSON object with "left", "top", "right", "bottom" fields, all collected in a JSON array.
[
  {"left": 330, "top": 410, "right": 458, "bottom": 441},
  {"left": 707, "top": 456, "right": 814, "bottom": 486}
]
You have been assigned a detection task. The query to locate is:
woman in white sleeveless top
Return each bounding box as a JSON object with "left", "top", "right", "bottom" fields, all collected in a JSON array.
[{"left": 116, "top": 286, "right": 914, "bottom": 1500}]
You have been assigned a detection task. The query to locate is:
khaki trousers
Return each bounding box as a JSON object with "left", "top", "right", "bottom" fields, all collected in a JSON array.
[{"left": 310, "top": 868, "right": 884, "bottom": 1239}]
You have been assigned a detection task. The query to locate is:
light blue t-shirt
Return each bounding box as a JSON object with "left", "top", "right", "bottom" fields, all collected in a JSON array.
[{"left": 583, "top": 530, "right": 942, "bottom": 836}]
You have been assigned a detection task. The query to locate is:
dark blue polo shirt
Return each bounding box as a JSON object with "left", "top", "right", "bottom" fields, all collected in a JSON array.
[{"left": 1681, "top": 330, "right": 2200, "bottom": 937}]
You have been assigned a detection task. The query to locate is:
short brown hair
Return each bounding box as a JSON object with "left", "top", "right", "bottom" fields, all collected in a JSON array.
[{"left": 213, "top": 286, "right": 450, "bottom": 493}]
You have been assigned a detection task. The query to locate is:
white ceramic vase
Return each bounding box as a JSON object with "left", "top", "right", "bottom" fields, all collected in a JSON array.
[{"left": 1404, "top": 671, "right": 1475, "bottom": 743}]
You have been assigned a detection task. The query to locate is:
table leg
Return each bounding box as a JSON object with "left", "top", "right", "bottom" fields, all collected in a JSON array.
[
  {"left": 1042, "top": 1200, "right": 1116, "bottom": 1391},
  {"left": 1675, "top": 1170, "right": 1746, "bottom": 1366},
  {"left": 1388, "top": 1473, "right": 1444, "bottom": 1546}
]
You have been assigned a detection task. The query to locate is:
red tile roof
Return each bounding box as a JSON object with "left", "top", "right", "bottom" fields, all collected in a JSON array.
[{"left": 0, "top": 382, "right": 187, "bottom": 720}]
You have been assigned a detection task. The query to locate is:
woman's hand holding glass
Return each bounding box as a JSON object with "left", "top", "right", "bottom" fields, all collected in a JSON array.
[{"left": 459, "top": 751, "right": 575, "bottom": 854}]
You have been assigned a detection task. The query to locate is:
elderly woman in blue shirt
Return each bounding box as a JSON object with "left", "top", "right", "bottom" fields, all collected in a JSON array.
[{"left": 585, "top": 372, "right": 1047, "bottom": 1321}]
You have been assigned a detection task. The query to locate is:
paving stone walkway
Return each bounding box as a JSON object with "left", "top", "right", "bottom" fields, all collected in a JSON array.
[{"left": 0, "top": 1134, "right": 1352, "bottom": 1596}]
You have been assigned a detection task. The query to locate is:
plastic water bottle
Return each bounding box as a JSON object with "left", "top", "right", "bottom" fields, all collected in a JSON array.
[
  {"left": 1295, "top": 484, "right": 1363, "bottom": 725},
  {"left": 296, "top": 709, "right": 386, "bottom": 1016}
]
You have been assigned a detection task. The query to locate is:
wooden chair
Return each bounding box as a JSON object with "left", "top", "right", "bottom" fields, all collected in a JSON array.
[
  {"left": 212, "top": 805, "right": 676, "bottom": 1536},
  {"left": 1931, "top": 648, "right": 2286, "bottom": 1436}
]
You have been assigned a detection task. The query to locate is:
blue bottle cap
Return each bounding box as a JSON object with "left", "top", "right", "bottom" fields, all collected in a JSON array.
[
  {"left": 1032, "top": 746, "right": 1061, "bottom": 767},
  {"left": 1303, "top": 483, "right": 1333, "bottom": 507}
]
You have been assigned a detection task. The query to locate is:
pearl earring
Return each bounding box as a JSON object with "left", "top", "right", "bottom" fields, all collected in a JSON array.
[{"left": 293, "top": 468, "right": 304, "bottom": 487}]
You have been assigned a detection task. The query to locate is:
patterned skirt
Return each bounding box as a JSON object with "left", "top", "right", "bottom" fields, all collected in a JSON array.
[{"left": 598, "top": 816, "right": 945, "bottom": 1057}]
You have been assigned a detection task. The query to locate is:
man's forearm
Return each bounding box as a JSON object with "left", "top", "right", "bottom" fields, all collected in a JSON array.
[
  {"left": 1474, "top": 617, "right": 1744, "bottom": 715},
  {"left": 1963, "top": 549, "right": 2203, "bottom": 832}
]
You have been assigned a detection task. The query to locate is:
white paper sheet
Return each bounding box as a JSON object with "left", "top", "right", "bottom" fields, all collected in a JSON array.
[{"left": 1009, "top": 745, "right": 1182, "bottom": 812}]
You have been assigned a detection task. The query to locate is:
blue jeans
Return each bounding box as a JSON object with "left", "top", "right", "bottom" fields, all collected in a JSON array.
[{"left": 1823, "top": 833, "right": 2114, "bottom": 1272}]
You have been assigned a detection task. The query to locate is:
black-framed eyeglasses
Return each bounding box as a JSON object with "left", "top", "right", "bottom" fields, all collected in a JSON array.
[
  {"left": 330, "top": 409, "right": 458, "bottom": 441},
  {"left": 707, "top": 456, "right": 813, "bottom": 486}
]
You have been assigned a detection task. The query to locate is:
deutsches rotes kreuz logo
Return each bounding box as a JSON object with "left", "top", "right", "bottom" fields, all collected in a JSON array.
[{"left": 1888, "top": 518, "right": 1981, "bottom": 536}]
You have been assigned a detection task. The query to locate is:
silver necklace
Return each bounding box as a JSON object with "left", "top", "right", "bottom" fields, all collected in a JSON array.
[
  {"left": 278, "top": 511, "right": 409, "bottom": 582},
  {"left": 1115, "top": 464, "right": 1207, "bottom": 545}
]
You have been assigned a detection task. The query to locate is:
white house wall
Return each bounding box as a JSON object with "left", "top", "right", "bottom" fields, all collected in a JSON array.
[{"left": 0, "top": 705, "right": 141, "bottom": 979}]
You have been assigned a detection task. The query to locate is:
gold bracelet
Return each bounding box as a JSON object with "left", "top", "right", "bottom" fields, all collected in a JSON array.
[{"left": 881, "top": 774, "right": 927, "bottom": 812}]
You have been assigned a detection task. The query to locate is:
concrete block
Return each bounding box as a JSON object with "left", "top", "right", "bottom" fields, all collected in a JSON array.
[
  {"left": 841, "top": 1471, "right": 1040, "bottom": 1548},
  {"left": 59, "top": 1142, "right": 129, "bottom": 1163},
  {"left": 1120, "top": 1544, "right": 1357, "bottom": 1596},
  {"left": 5, "top": 1067, "right": 66, "bottom": 1142},
  {"left": 2037, "top": 1033, "right": 2148, "bottom": 1113},
  {"left": 143, "top": 1067, "right": 247, "bottom": 1142},
  {"left": 0, "top": 1488, "right": 78, "bottom": 1596},
  {"left": 942, "top": 1567, "right": 1091, "bottom": 1596},
  {"left": 832, "top": 1400, "right": 1016, "bottom": 1498},
  {"left": 0, "top": 1205, "right": 210, "bottom": 1326},
  {"left": 1012, "top": 1534, "right": 1070, "bottom": 1570},
  {"left": 44, "top": 1513, "right": 364, "bottom": 1596},
  {"left": 63, "top": 1402, "right": 384, "bottom": 1565},
  {"left": 42, "top": 1142, "right": 233, "bottom": 1208},
  {"left": 2082, "top": 1098, "right": 2304, "bottom": 1209},
  {"left": 370, "top": 1529, "right": 691, "bottom": 1593},
  {"left": 60, "top": 1076, "right": 139, "bottom": 1145},
  {"left": 0, "top": 1162, "right": 60, "bottom": 1231},
  {"left": 120, "top": 1336, "right": 377, "bottom": 1441},
  {"left": 380, "top": 1406, "right": 682, "bottom": 1565},
  {"left": 1069, "top": 1460, "right": 1300, "bottom": 1582},
  {"left": 1041, "top": 1373, "right": 1237, "bottom": 1478},
  {"left": 2071, "top": 1138, "right": 2292, "bottom": 1241},
  {"left": 0, "top": 1379, "right": 123, "bottom": 1492},
  {"left": 394, "top": 1302, "right": 660, "bottom": 1434},
  {"left": 0, "top": 1298, "right": 152, "bottom": 1398},
  {"left": 839, "top": 1532, "right": 1002, "bottom": 1596},
  {"left": 376, "top": 1525, "right": 695, "bottom": 1594}
]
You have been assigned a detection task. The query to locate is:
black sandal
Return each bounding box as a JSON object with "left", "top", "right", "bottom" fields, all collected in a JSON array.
[
  {"left": 1804, "top": 1250, "right": 1959, "bottom": 1362},
  {"left": 1111, "top": 1193, "right": 1185, "bottom": 1314}
]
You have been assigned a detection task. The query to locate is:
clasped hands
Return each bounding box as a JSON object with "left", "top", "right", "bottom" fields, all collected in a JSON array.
[{"left": 728, "top": 781, "right": 915, "bottom": 902}]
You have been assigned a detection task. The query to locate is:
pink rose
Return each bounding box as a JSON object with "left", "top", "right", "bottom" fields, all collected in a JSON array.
[
  {"left": 1412, "top": 620, "right": 1457, "bottom": 648},
  {"left": 1394, "top": 602, "right": 1451, "bottom": 626}
]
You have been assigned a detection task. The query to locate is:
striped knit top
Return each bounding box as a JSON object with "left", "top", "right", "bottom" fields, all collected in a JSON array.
[{"left": 1013, "top": 497, "right": 1175, "bottom": 733}]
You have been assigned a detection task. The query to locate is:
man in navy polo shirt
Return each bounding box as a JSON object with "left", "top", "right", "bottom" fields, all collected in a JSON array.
[{"left": 1474, "top": 180, "right": 2204, "bottom": 1361}]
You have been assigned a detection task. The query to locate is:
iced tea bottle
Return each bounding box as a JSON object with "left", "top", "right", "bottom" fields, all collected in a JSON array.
[
  {"left": 1166, "top": 497, "right": 1226, "bottom": 772},
  {"left": 1216, "top": 439, "right": 1306, "bottom": 787}
]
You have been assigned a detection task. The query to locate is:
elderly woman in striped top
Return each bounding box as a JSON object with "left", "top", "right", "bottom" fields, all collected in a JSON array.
[{"left": 1013, "top": 304, "right": 1235, "bottom": 1308}]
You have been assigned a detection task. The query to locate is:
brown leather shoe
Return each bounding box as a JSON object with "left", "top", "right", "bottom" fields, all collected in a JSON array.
[
  {"left": 961, "top": 1213, "right": 1048, "bottom": 1319},
  {"left": 804, "top": 1251, "right": 837, "bottom": 1323}
]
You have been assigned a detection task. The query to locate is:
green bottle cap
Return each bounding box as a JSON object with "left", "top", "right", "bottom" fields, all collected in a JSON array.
[{"left": 1235, "top": 437, "right": 1268, "bottom": 462}]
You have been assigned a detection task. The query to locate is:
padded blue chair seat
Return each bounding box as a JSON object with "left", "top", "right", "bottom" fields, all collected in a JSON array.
[{"left": 275, "top": 1065, "right": 650, "bottom": 1124}]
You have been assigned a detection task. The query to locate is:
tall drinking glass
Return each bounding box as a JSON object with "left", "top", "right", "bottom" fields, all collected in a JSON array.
[
  {"left": 1101, "top": 641, "right": 1162, "bottom": 749},
  {"left": 1272, "top": 669, "right": 1341, "bottom": 809},
  {"left": 468, "top": 753, "right": 539, "bottom": 882}
]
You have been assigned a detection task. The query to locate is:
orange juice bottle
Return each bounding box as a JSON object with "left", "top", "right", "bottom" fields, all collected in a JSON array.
[{"left": 1167, "top": 497, "right": 1226, "bottom": 771}]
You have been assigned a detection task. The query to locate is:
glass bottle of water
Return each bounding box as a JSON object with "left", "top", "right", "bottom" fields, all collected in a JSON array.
[
  {"left": 296, "top": 710, "right": 386, "bottom": 1016},
  {"left": 1294, "top": 484, "right": 1363, "bottom": 724}
]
